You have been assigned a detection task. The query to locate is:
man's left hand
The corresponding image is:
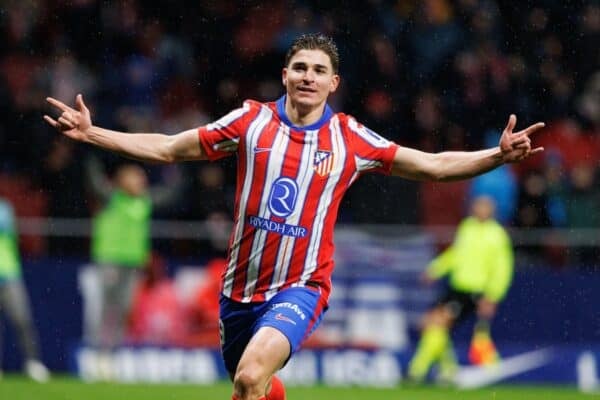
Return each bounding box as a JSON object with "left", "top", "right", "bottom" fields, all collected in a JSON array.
[{"left": 499, "top": 114, "right": 545, "bottom": 163}]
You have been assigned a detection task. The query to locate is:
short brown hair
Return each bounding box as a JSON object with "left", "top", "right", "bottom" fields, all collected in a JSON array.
[{"left": 285, "top": 34, "right": 340, "bottom": 73}]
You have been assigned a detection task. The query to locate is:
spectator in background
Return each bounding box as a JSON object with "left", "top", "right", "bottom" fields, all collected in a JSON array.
[
  {"left": 185, "top": 258, "right": 227, "bottom": 347},
  {"left": 542, "top": 150, "right": 568, "bottom": 228},
  {"left": 38, "top": 137, "right": 87, "bottom": 255},
  {"left": 408, "top": 0, "right": 464, "bottom": 85},
  {"left": 577, "top": 71, "right": 600, "bottom": 131},
  {"left": 409, "top": 196, "right": 513, "bottom": 383},
  {"left": 513, "top": 170, "right": 551, "bottom": 261},
  {"left": 514, "top": 170, "right": 551, "bottom": 229},
  {"left": 127, "top": 252, "right": 186, "bottom": 346},
  {"left": 85, "top": 156, "right": 181, "bottom": 350},
  {"left": 274, "top": 6, "right": 318, "bottom": 52},
  {"left": 469, "top": 164, "right": 517, "bottom": 225},
  {"left": 539, "top": 150, "right": 570, "bottom": 267},
  {"left": 187, "top": 164, "right": 234, "bottom": 258},
  {"left": 566, "top": 163, "right": 600, "bottom": 267},
  {"left": 575, "top": 4, "right": 599, "bottom": 83},
  {"left": 0, "top": 198, "right": 50, "bottom": 382},
  {"left": 128, "top": 256, "right": 227, "bottom": 348},
  {"left": 0, "top": 76, "right": 17, "bottom": 171},
  {"left": 0, "top": 1, "right": 595, "bottom": 245}
]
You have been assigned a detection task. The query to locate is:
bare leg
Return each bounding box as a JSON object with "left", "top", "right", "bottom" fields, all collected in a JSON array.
[
  {"left": 0, "top": 280, "right": 41, "bottom": 361},
  {"left": 0, "top": 280, "right": 50, "bottom": 382},
  {"left": 97, "top": 266, "right": 139, "bottom": 348},
  {"left": 233, "top": 327, "right": 290, "bottom": 400}
]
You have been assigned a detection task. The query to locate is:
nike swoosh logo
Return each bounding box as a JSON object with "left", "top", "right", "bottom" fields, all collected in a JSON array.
[
  {"left": 253, "top": 147, "right": 271, "bottom": 154},
  {"left": 275, "top": 313, "right": 297, "bottom": 325},
  {"left": 453, "top": 348, "right": 553, "bottom": 388}
]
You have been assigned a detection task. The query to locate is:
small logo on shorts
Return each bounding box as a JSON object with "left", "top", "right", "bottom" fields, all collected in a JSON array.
[
  {"left": 219, "top": 319, "right": 225, "bottom": 346},
  {"left": 275, "top": 313, "right": 297, "bottom": 325}
]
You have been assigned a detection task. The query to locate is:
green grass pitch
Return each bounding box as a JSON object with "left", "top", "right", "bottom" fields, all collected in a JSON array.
[{"left": 0, "top": 375, "right": 587, "bottom": 400}]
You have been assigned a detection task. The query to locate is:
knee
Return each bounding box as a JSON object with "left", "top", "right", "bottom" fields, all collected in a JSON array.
[
  {"left": 423, "top": 308, "right": 453, "bottom": 328},
  {"left": 233, "top": 365, "right": 265, "bottom": 398}
]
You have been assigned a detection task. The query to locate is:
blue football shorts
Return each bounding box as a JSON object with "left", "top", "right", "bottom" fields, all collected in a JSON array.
[{"left": 219, "top": 286, "right": 327, "bottom": 375}]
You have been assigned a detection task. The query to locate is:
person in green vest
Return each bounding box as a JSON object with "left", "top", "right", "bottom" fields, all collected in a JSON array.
[
  {"left": 85, "top": 157, "right": 181, "bottom": 350},
  {"left": 408, "top": 195, "right": 514, "bottom": 382},
  {"left": 0, "top": 198, "right": 50, "bottom": 382}
]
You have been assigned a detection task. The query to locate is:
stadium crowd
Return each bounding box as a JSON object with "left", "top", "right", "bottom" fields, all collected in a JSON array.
[{"left": 0, "top": 0, "right": 598, "bottom": 266}]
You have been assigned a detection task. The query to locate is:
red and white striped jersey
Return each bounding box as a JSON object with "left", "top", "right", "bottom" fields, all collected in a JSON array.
[{"left": 198, "top": 96, "right": 399, "bottom": 303}]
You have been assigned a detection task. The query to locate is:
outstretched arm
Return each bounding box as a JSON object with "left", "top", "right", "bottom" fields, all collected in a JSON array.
[
  {"left": 391, "top": 115, "right": 544, "bottom": 181},
  {"left": 44, "top": 94, "right": 207, "bottom": 163}
]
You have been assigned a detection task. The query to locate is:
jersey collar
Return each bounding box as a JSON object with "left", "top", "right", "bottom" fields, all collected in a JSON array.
[{"left": 276, "top": 95, "right": 333, "bottom": 131}]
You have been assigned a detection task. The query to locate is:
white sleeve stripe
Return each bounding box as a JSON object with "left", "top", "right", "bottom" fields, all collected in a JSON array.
[
  {"left": 347, "top": 118, "right": 391, "bottom": 149},
  {"left": 354, "top": 154, "right": 384, "bottom": 172}
]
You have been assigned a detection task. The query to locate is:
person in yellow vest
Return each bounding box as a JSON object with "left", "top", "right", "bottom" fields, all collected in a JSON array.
[
  {"left": 0, "top": 198, "right": 50, "bottom": 382},
  {"left": 408, "top": 195, "right": 514, "bottom": 382},
  {"left": 85, "top": 157, "right": 180, "bottom": 349}
]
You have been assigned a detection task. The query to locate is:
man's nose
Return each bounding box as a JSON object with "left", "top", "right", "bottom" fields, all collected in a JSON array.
[{"left": 303, "top": 69, "right": 315, "bottom": 81}]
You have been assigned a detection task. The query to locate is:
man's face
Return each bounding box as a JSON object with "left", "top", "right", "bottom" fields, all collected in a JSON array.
[
  {"left": 282, "top": 49, "right": 340, "bottom": 110},
  {"left": 471, "top": 196, "right": 495, "bottom": 221},
  {"left": 117, "top": 165, "right": 148, "bottom": 197}
]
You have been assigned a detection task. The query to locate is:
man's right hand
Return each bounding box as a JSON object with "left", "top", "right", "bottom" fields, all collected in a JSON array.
[
  {"left": 44, "top": 93, "right": 207, "bottom": 163},
  {"left": 44, "top": 94, "right": 92, "bottom": 142}
]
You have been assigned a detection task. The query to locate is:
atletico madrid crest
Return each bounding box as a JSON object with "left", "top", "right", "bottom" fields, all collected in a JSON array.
[{"left": 313, "top": 150, "right": 333, "bottom": 176}]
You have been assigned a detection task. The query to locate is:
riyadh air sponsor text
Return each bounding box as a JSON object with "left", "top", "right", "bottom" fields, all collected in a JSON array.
[{"left": 248, "top": 215, "right": 308, "bottom": 238}]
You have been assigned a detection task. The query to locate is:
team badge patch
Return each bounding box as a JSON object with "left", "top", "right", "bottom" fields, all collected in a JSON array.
[{"left": 313, "top": 150, "right": 333, "bottom": 176}]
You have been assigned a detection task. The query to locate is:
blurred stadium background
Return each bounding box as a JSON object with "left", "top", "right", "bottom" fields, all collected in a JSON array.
[{"left": 1, "top": 0, "right": 599, "bottom": 398}]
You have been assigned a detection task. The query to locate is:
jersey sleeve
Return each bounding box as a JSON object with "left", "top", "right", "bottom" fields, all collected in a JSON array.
[
  {"left": 344, "top": 116, "right": 399, "bottom": 175},
  {"left": 197, "top": 100, "right": 261, "bottom": 161}
]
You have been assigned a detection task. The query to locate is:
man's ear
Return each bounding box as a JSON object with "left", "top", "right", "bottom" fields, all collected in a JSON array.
[
  {"left": 282, "top": 68, "right": 288, "bottom": 86},
  {"left": 329, "top": 74, "right": 340, "bottom": 93}
]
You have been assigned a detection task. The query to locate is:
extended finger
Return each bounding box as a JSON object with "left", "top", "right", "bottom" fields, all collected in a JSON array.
[
  {"left": 76, "top": 93, "right": 89, "bottom": 113},
  {"left": 46, "top": 97, "right": 75, "bottom": 113},
  {"left": 504, "top": 114, "right": 517, "bottom": 133},
  {"left": 518, "top": 122, "right": 545, "bottom": 137},
  {"left": 530, "top": 146, "right": 544, "bottom": 155},
  {"left": 43, "top": 115, "right": 60, "bottom": 128}
]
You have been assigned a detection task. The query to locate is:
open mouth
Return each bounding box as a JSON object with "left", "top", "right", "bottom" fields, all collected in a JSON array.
[{"left": 297, "top": 87, "right": 317, "bottom": 93}]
